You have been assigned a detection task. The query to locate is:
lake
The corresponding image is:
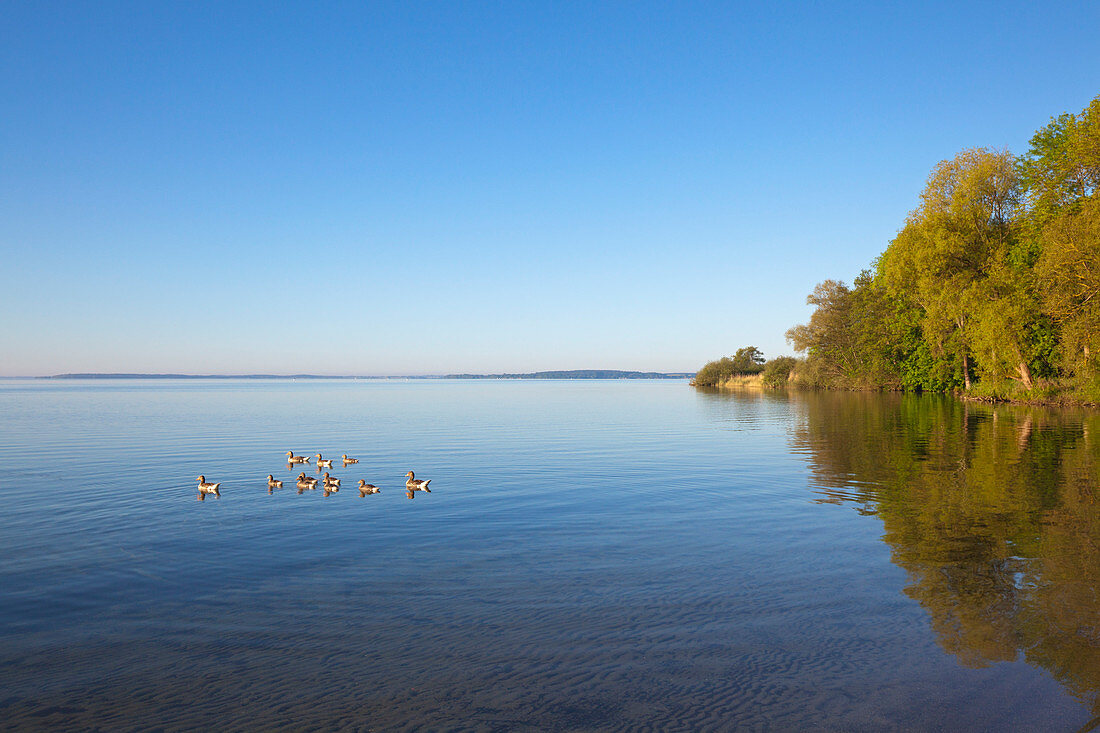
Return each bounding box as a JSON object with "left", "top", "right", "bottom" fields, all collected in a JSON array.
[{"left": 1, "top": 379, "right": 1098, "bottom": 731}]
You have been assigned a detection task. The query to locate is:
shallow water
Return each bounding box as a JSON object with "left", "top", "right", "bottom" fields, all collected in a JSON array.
[{"left": 1, "top": 379, "right": 1098, "bottom": 730}]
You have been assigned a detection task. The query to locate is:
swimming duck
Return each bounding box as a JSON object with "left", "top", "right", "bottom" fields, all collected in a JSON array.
[
  {"left": 405, "top": 471, "right": 431, "bottom": 492},
  {"left": 296, "top": 477, "right": 315, "bottom": 491},
  {"left": 342, "top": 454, "right": 359, "bottom": 465},
  {"left": 296, "top": 472, "right": 318, "bottom": 488},
  {"left": 286, "top": 451, "right": 311, "bottom": 464},
  {"left": 197, "top": 475, "right": 221, "bottom": 491},
  {"left": 196, "top": 475, "right": 221, "bottom": 499},
  {"left": 267, "top": 475, "right": 283, "bottom": 489},
  {"left": 357, "top": 480, "right": 381, "bottom": 496},
  {"left": 323, "top": 485, "right": 339, "bottom": 497},
  {"left": 315, "top": 454, "right": 334, "bottom": 469},
  {"left": 323, "top": 472, "right": 340, "bottom": 488}
]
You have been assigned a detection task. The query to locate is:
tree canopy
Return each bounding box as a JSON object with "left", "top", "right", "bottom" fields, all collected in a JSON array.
[{"left": 782, "top": 94, "right": 1100, "bottom": 402}]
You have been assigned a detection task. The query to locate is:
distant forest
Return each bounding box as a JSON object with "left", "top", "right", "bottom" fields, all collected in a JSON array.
[{"left": 697, "top": 94, "right": 1100, "bottom": 404}]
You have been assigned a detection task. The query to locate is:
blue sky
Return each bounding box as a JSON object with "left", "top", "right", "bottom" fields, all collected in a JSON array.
[{"left": 2, "top": 1, "right": 1099, "bottom": 375}]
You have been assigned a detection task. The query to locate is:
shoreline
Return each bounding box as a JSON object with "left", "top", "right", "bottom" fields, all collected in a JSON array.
[{"left": 694, "top": 376, "right": 1100, "bottom": 409}]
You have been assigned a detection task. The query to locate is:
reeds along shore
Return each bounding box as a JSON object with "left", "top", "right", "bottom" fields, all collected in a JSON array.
[{"left": 700, "top": 374, "right": 766, "bottom": 389}]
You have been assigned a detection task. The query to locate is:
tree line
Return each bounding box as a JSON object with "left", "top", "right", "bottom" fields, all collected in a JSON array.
[{"left": 697, "top": 94, "right": 1100, "bottom": 403}]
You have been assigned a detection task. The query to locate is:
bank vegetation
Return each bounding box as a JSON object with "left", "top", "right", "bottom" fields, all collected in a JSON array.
[{"left": 696, "top": 95, "right": 1100, "bottom": 405}]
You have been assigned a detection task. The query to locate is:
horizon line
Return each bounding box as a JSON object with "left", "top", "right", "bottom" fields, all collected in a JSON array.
[{"left": 5, "top": 369, "right": 697, "bottom": 380}]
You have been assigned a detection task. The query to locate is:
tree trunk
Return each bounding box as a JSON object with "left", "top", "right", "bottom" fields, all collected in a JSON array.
[
  {"left": 962, "top": 353, "right": 972, "bottom": 390},
  {"left": 1015, "top": 360, "right": 1033, "bottom": 390}
]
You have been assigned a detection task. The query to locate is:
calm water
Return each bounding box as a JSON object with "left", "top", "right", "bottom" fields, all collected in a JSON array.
[{"left": 1, "top": 379, "right": 1099, "bottom": 731}]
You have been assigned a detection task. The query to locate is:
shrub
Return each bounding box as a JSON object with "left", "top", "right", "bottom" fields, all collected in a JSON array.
[
  {"left": 762, "top": 356, "right": 798, "bottom": 388},
  {"left": 694, "top": 346, "right": 767, "bottom": 386}
]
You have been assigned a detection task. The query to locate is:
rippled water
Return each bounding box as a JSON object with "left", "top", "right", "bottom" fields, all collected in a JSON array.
[{"left": 1, "top": 379, "right": 1098, "bottom": 730}]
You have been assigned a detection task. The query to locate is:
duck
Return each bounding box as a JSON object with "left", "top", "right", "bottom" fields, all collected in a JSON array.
[
  {"left": 323, "top": 472, "right": 340, "bottom": 488},
  {"left": 357, "top": 480, "right": 381, "bottom": 496},
  {"left": 286, "top": 451, "right": 311, "bottom": 464},
  {"left": 405, "top": 471, "right": 431, "bottom": 492},
  {"left": 296, "top": 472, "right": 318, "bottom": 489},
  {"left": 323, "top": 485, "right": 339, "bottom": 497},
  {"left": 267, "top": 475, "right": 283, "bottom": 489},
  {"left": 196, "top": 475, "right": 221, "bottom": 499},
  {"left": 342, "top": 454, "right": 359, "bottom": 465},
  {"left": 197, "top": 475, "right": 221, "bottom": 491},
  {"left": 315, "top": 454, "right": 334, "bottom": 469},
  {"left": 296, "top": 477, "right": 315, "bottom": 491}
]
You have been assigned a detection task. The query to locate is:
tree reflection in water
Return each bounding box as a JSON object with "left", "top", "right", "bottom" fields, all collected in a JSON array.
[{"left": 789, "top": 391, "right": 1100, "bottom": 713}]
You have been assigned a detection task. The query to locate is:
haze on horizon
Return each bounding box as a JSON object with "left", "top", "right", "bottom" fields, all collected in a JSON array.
[{"left": 3, "top": 2, "right": 1098, "bottom": 377}]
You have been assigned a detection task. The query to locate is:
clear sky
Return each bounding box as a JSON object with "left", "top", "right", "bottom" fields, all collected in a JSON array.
[{"left": 2, "top": 1, "right": 1098, "bottom": 376}]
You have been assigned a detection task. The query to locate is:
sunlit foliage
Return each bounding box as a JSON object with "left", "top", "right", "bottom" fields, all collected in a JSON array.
[
  {"left": 693, "top": 346, "right": 767, "bottom": 386},
  {"left": 782, "top": 94, "right": 1100, "bottom": 401}
]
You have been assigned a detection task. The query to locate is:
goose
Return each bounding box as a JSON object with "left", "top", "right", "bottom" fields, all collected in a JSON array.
[
  {"left": 197, "top": 475, "right": 221, "bottom": 491},
  {"left": 323, "top": 472, "right": 340, "bottom": 488},
  {"left": 196, "top": 475, "right": 221, "bottom": 499},
  {"left": 405, "top": 471, "right": 431, "bottom": 492},
  {"left": 342, "top": 454, "right": 359, "bottom": 465},
  {"left": 267, "top": 475, "right": 283, "bottom": 489},
  {"left": 286, "top": 451, "right": 311, "bottom": 464},
  {"left": 315, "top": 454, "right": 334, "bottom": 469},
  {"left": 357, "top": 480, "right": 381, "bottom": 496}
]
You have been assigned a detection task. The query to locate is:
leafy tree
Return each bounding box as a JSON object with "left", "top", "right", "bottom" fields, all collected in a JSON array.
[
  {"left": 1022, "top": 95, "right": 1100, "bottom": 380},
  {"left": 786, "top": 279, "right": 859, "bottom": 384},
  {"left": 879, "top": 148, "right": 1039, "bottom": 390},
  {"left": 785, "top": 275, "right": 904, "bottom": 387},
  {"left": 1035, "top": 195, "right": 1100, "bottom": 374},
  {"left": 730, "top": 346, "right": 765, "bottom": 374},
  {"left": 765, "top": 95, "right": 1100, "bottom": 401},
  {"left": 1019, "top": 96, "right": 1100, "bottom": 230}
]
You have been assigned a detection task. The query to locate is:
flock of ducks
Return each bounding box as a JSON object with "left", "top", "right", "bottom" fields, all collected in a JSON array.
[{"left": 195, "top": 450, "right": 433, "bottom": 501}]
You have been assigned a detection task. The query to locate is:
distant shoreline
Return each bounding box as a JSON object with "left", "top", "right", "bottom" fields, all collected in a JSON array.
[{"left": 35, "top": 370, "right": 694, "bottom": 381}]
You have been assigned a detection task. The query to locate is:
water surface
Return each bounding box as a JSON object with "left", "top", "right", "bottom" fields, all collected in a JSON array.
[{"left": 1, "top": 379, "right": 1098, "bottom": 730}]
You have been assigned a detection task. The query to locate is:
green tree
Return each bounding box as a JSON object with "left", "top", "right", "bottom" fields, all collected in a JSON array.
[
  {"left": 776, "top": 95, "right": 1100, "bottom": 401},
  {"left": 730, "top": 346, "right": 765, "bottom": 374},
  {"left": 785, "top": 275, "right": 906, "bottom": 387},
  {"left": 786, "top": 279, "right": 859, "bottom": 384},
  {"left": 879, "top": 148, "right": 1041, "bottom": 391},
  {"left": 1034, "top": 196, "right": 1100, "bottom": 375},
  {"left": 1019, "top": 96, "right": 1100, "bottom": 230},
  {"left": 1021, "top": 95, "right": 1100, "bottom": 381}
]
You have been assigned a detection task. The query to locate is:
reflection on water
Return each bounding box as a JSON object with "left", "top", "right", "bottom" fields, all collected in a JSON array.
[
  {"left": 787, "top": 390, "right": 1100, "bottom": 714},
  {"left": 2, "top": 379, "right": 1097, "bottom": 730}
]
